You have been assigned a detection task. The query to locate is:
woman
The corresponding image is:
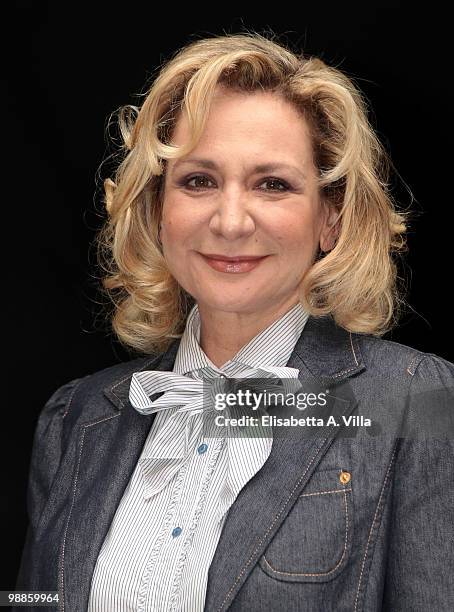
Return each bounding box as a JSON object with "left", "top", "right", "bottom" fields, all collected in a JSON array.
[{"left": 15, "top": 32, "right": 454, "bottom": 611}]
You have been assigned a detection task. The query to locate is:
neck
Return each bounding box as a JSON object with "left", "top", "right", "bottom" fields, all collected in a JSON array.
[{"left": 197, "top": 296, "right": 301, "bottom": 368}]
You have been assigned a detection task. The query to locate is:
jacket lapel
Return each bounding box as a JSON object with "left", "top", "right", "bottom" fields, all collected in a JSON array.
[{"left": 60, "top": 313, "right": 365, "bottom": 612}]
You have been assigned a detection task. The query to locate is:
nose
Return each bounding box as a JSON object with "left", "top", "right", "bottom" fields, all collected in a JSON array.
[{"left": 208, "top": 187, "right": 256, "bottom": 240}]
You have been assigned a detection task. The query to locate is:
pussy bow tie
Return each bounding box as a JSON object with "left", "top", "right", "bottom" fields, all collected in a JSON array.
[{"left": 129, "top": 364, "right": 301, "bottom": 513}]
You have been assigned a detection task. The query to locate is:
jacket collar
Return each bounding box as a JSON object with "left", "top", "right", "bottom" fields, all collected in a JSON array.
[{"left": 103, "top": 313, "right": 365, "bottom": 411}]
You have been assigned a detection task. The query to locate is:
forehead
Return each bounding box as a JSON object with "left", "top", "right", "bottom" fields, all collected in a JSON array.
[{"left": 169, "top": 87, "right": 314, "bottom": 165}]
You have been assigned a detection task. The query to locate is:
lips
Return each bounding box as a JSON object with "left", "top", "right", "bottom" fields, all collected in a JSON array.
[
  {"left": 200, "top": 253, "right": 267, "bottom": 262},
  {"left": 199, "top": 252, "right": 269, "bottom": 274}
]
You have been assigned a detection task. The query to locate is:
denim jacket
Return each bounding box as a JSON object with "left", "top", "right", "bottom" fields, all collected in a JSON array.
[{"left": 15, "top": 313, "right": 454, "bottom": 611}]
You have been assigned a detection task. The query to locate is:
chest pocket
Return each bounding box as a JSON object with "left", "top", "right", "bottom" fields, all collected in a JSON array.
[{"left": 259, "top": 467, "right": 354, "bottom": 583}]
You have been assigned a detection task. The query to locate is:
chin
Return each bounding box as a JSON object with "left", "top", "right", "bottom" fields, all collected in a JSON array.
[{"left": 196, "top": 292, "right": 263, "bottom": 313}]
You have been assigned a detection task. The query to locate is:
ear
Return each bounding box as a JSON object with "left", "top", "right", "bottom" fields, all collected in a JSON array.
[{"left": 319, "top": 202, "right": 340, "bottom": 253}]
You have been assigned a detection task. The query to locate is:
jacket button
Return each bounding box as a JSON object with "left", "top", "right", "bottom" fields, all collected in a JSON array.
[{"left": 339, "top": 471, "right": 351, "bottom": 485}]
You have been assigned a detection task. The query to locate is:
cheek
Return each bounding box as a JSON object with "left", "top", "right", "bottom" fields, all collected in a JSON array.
[
  {"left": 162, "top": 214, "right": 188, "bottom": 243},
  {"left": 273, "top": 217, "right": 319, "bottom": 253},
  {"left": 162, "top": 198, "right": 204, "bottom": 240}
]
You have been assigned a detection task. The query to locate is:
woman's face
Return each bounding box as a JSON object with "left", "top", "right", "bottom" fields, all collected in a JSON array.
[{"left": 160, "top": 86, "right": 336, "bottom": 318}]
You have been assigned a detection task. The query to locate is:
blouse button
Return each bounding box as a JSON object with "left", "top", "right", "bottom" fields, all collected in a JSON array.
[
  {"left": 171, "top": 527, "right": 182, "bottom": 538},
  {"left": 197, "top": 443, "right": 208, "bottom": 454},
  {"left": 339, "top": 471, "right": 351, "bottom": 485}
]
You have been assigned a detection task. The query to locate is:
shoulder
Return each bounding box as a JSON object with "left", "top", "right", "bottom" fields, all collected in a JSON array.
[
  {"left": 66, "top": 353, "right": 161, "bottom": 407},
  {"left": 354, "top": 332, "right": 454, "bottom": 382},
  {"left": 354, "top": 334, "right": 454, "bottom": 435},
  {"left": 37, "top": 353, "right": 163, "bottom": 434},
  {"left": 349, "top": 333, "right": 454, "bottom": 442},
  {"left": 47, "top": 355, "right": 155, "bottom": 404}
]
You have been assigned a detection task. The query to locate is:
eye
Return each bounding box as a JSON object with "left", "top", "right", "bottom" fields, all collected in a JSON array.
[
  {"left": 178, "top": 174, "right": 292, "bottom": 192},
  {"left": 257, "top": 177, "right": 291, "bottom": 192},
  {"left": 181, "top": 174, "right": 215, "bottom": 190}
]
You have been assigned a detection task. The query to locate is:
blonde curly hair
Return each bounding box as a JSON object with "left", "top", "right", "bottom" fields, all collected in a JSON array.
[{"left": 96, "top": 31, "right": 410, "bottom": 355}]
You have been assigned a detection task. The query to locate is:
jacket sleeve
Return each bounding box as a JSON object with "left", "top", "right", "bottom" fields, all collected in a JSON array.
[
  {"left": 383, "top": 354, "right": 454, "bottom": 611},
  {"left": 15, "top": 377, "right": 85, "bottom": 590}
]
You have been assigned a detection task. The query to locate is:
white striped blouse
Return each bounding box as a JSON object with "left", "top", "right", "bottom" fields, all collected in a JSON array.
[{"left": 87, "top": 300, "right": 309, "bottom": 611}]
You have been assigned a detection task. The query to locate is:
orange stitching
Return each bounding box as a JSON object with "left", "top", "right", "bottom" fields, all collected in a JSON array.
[
  {"left": 83, "top": 414, "right": 121, "bottom": 428},
  {"left": 332, "top": 366, "right": 357, "bottom": 378},
  {"left": 261, "top": 488, "right": 350, "bottom": 577},
  {"left": 353, "top": 443, "right": 398, "bottom": 612},
  {"left": 58, "top": 413, "right": 121, "bottom": 611},
  {"left": 62, "top": 378, "right": 86, "bottom": 419},
  {"left": 349, "top": 333, "right": 359, "bottom": 366},
  {"left": 406, "top": 353, "right": 423, "bottom": 376},
  {"left": 299, "top": 487, "right": 351, "bottom": 498}
]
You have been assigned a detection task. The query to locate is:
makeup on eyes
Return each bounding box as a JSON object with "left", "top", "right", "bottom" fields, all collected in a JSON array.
[
  {"left": 170, "top": 157, "right": 307, "bottom": 192},
  {"left": 176, "top": 173, "right": 294, "bottom": 192}
]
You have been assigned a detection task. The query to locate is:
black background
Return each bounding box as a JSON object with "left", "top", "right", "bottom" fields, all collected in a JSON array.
[{"left": 3, "top": 1, "right": 452, "bottom": 589}]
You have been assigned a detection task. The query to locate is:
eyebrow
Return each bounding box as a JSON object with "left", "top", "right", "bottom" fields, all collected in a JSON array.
[{"left": 172, "top": 157, "right": 307, "bottom": 179}]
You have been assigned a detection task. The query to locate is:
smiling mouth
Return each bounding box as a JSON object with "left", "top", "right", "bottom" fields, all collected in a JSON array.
[
  {"left": 199, "top": 253, "right": 269, "bottom": 262},
  {"left": 198, "top": 252, "right": 269, "bottom": 274}
]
